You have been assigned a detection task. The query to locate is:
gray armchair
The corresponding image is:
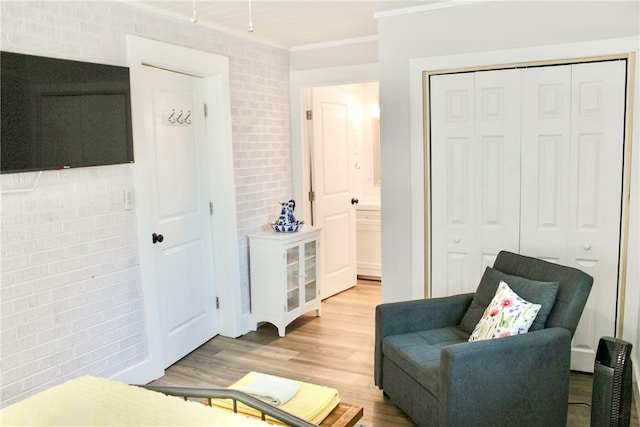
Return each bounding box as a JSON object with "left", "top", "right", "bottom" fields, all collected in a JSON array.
[{"left": 375, "top": 251, "right": 593, "bottom": 427}]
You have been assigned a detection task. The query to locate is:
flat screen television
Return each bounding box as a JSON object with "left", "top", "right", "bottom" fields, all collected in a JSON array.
[{"left": 1, "top": 51, "right": 134, "bottom": 174}]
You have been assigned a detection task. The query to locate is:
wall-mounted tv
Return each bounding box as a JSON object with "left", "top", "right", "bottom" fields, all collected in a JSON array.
[{"left": 1, "top": 51, "right": 134, "bottom": 174}]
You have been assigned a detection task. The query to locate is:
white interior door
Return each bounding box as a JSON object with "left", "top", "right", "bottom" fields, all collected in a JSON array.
[
  {"left": 311, "top": 85, "right": 359, "bottom": 299},
  {"left": 141, "top": 65, "right": 218, "bottom": 367},
  {"left": 430, "top": 60, "right": 626, "bottom": 372}
]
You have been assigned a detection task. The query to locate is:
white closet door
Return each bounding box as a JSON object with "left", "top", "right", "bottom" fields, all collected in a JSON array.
[
  {"left": 430, "top": 70, "right": 521, "bottom": 297},
  {"left": 430, "top": 73, "right": 476, "bottom": 297},
  {"left": 567, "top": 61, "right": 626, "bottom": 372},
  {"left": 430, "top": 61, "right": 626, "bottom": 372}
]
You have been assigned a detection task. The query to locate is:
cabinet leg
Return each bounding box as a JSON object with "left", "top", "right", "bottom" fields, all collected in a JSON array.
[
  {"left": 278, "top": 327, "right": 286, "bottom": 337},
  {"left": 315, "top": 308, "right": 321, "bottom": 317}
]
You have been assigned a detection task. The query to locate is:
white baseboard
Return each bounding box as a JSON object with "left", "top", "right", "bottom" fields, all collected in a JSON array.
[
  {"left": 113, "top": 312, "right": 254, "bottom": 388},
  {"left": 110, "top": 356, "right": 164, "bottom": 385},
  {"left": 219, "top": 312, "right": 255, "bottom": 338}
]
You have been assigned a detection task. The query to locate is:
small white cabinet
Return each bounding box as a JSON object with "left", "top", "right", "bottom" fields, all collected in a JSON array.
[
  {"left": 249, "top": 227, "right": 321, "bottom": 336},
  {"left": 356, "top": 206, "right": 381, "bottom": 279}
]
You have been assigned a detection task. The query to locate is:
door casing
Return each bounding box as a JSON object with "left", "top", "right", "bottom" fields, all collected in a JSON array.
[
  {"left": 290, "top": 65, "right": 379, "bottom": 226},
  {"left": 124, "top": 36, "right": 243, "bottom": 384}
]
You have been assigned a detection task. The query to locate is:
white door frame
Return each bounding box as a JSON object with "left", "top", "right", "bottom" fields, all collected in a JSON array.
[
  {"left": 290, "top": 64, "right": 379, "bottom": 226},
  {"left": 122, "top": 36, "right": 242, "bottom": 384}
]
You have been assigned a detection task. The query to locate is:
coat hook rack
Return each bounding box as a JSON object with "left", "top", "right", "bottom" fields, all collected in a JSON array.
[{"left": 166, "top": 109, "right": 192, "bottom": 126}]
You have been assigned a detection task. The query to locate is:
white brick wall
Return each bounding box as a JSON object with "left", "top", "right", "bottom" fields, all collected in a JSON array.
[
  {"left": 1, "top": 0, "right": 291, "bottom": 407},
  {"left": 1, "top": 165, "right": 146, "bottom": 406},
  {"left": 230, "top": 52, "right": 292, "bottom": 309}
]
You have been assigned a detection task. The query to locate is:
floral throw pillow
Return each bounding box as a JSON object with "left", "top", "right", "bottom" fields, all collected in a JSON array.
[{"left": 469, "top": 280, "right": 542, "bottom": 342}]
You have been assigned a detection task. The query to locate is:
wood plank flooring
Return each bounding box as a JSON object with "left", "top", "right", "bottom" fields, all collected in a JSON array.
[{"left": 152, "top": 280, "right": 638, "bottom": 427}]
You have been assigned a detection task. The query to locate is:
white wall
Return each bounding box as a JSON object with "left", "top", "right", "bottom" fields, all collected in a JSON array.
[
  {"left": 0, "top": 0, "right": 290, "bottom": 407},
  {"left": 1, "top": 165, "right": 146, "bottom": 404}
]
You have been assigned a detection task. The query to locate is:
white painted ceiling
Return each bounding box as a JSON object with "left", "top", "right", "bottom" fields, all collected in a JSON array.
[{"left": 126, "top": 1, "right": 443, "bottom": 49}]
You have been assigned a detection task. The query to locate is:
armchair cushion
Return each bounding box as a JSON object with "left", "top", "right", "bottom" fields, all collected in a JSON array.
[
  {"left": 382, "top": 326, "right": 469, "bottom": 396},
  {"left": 374, "top": 293, "right": 474, "bottom": 387},
  {"left": 459, "top": 267, "right": 560, "bottom": 334}
]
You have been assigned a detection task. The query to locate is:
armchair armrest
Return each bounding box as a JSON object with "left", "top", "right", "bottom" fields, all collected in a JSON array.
[
  {"left": 374, "top": 293, "right": 474, "bottom": 387},
  {"left": 439, "top": 327, "right": 571, "bottom": 427}
]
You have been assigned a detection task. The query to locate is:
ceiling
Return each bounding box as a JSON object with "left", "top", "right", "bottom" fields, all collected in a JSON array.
[{"left": 126, "top": 1, "right": 444, "bottom": 49}]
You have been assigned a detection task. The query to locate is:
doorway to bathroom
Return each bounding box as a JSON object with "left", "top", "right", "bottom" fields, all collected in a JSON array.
[
  {"left": 307, "top": 82, "right": 381, "bottom": 299},
  {"left": 289, "top": 64, "right": 381, "bottom": 300}
]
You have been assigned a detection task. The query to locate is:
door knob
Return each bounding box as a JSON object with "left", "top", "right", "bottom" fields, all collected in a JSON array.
[
  {"left": 152, "top": 233, "right": 164, "bottom": 244},
  {"left": 351, "top": 198, "right": 359, "bottom": 205}
]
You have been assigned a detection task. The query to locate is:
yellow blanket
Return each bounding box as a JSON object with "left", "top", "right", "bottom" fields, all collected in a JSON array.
[
  {"left": 0, "top": 376, "right": 269, "bottom": 426},
  {"left": 212, "top": 372, "right": 340, "bottom": 425}
]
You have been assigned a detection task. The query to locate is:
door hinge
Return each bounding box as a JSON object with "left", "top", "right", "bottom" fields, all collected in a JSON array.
[
  {"left": 306, "top": 110, "right": 313, "bottom": 120},
  {"left": 308, "top": 191, "right": 315, "bottom": 202},
  {"left": 209, "top": 202, "right": 214, "bottom": 215},
  {"left": 204, "top": 103, "right": 209, "bottom": 118},
  {"left": 216, "top": 297, "right": 220, "bottom": 309}
]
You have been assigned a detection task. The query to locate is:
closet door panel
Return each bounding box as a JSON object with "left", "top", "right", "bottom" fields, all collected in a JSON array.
[
  {"left": 430, "top": 73, "right": 478, "bottom": 297},
  {"left": 475, "top": 69, "right": 521, "bottom": 269},
  {"left": 520, "top": 65, "right": 571, "bottom": 263},
  {"left": 568, "top": 61, "right": 626, "bottom": 372}
]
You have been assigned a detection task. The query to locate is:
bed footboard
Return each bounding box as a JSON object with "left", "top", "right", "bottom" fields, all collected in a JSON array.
[{"left": 139, "top": 385, "right": 317, "bottom": 427}]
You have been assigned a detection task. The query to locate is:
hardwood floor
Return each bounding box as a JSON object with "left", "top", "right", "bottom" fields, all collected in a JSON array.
[{"left": 152, "top": 280, "right": 638, "bottom": 427}]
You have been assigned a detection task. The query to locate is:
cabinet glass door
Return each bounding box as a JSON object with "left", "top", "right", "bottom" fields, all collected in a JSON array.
[
  {"left": 286, "top": 246, "right": 300, "bottom": 311},
  {"left": 304, "top": 241, "right": 317, "bottom": 303}
]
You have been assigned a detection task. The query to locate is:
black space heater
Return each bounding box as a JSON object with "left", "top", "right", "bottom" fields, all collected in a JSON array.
[{"left": 591, "top": 336, "right": 633, "bottom": 427}]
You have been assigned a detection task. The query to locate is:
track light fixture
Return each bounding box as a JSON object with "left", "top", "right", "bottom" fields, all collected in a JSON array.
[
  {"left": 190, "top": 0, "right": 198, "bottom": 23},
  {"left": 248, "top": 0, "right": 254, "bottom": 32}
]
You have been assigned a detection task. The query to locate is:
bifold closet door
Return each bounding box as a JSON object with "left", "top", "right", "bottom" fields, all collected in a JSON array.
[
  {"left": 430, "top": 60, "right": 626, "bottom": 372},
  {"left": 430, "top": 69, "right": 521, "bottom": 298},
  {"left": 521, "top": 61, "right": 626, "bottom": 372}
]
